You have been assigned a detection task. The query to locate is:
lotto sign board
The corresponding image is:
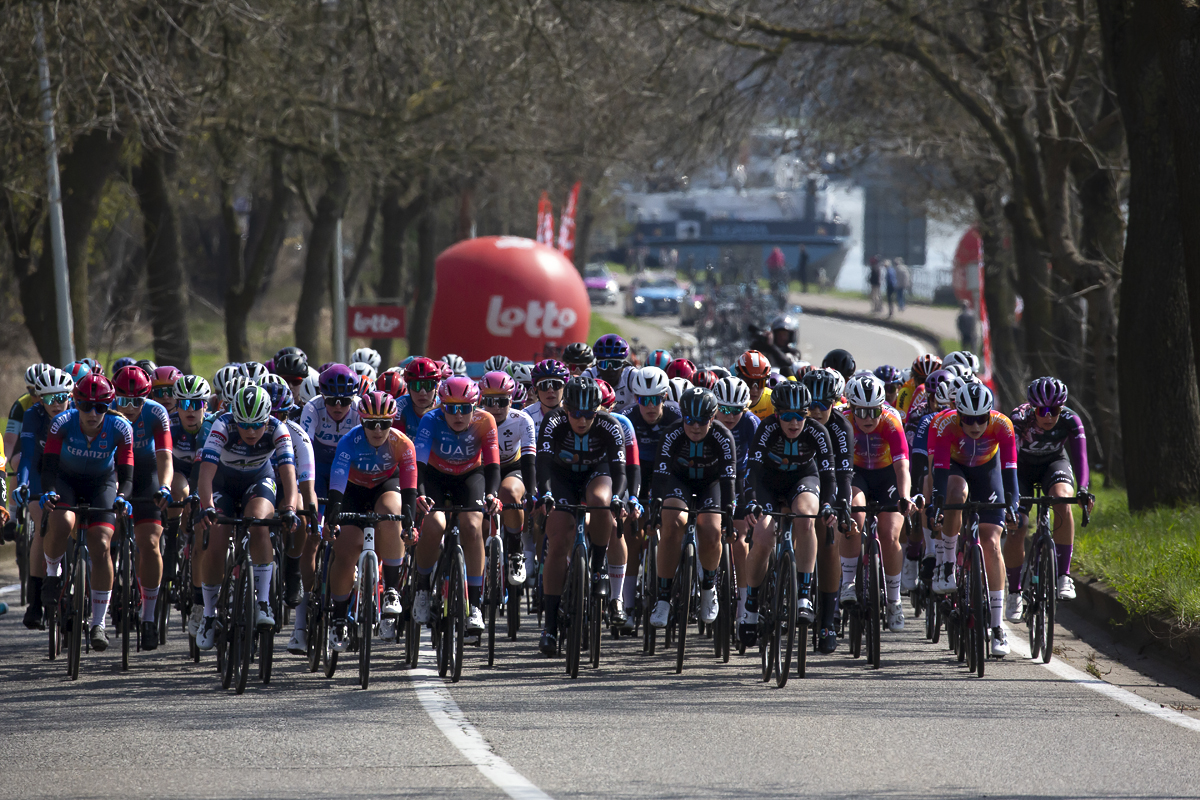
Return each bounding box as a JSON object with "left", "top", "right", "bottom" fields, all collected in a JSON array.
[{"left": 348, "top": 306, "right": 406, "bottom": 338}]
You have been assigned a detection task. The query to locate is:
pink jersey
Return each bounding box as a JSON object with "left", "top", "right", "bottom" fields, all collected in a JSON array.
[
  {"left": 843, "top": 404, "right": 909, "bottom": 469},
  {"left": 931, "top": 409, "right": 1018, "bottom": 470}
]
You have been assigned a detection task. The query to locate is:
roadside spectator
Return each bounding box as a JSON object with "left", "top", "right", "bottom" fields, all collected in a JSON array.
[
  {"left": 766, "top": 247, "right": 787, "bottom": 290},
  {"left": 818, "top": 267, "right": 828, "bottom": 292},
  {"left": 957, "top": 299, "right": 978, "bottom": 351},
  {"left": 885, "top": 259, "right": 897, "bottom": 317},
  {"left": 895, "top": 258, "right": 910, "bottom": 312},
  {"left": 868, "top": 255, "right": 882, "bottom": 313},
  {"left": 797, "top": 245, "right": 810, "bottom": 293}
]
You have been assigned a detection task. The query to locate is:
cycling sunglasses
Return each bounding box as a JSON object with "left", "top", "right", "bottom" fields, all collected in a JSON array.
[
  {"left": 778, "top": 411, "right": 807, "bottom": 422},
  {"left": 683, "top": 415, "right": 715, "bottom": 426},
  {"left": 324, "top": 396, "right": 354, "bottom": 408},
  {"left": 960, "top": 413, "right": 990, "bottom": 426},
  {"left": 568, "top": 408, "right": 596, "bottom": 420},
  {"left": 77, "top": 401, "right": 109, "bottom": 414},
  {"left": 718, "top": 404, "right": 745, "bottom": 415},
  {"left": 536, "top": 379, "right": 565, "bottom": 392},
  {"left": 1036, "top": 405, "right": 1062, "bottom": 417},
  {"left": 151, "top": 387, "right": 174, "bottom": 399},
  {"left": 597, "top": 359, "right": 625, "bottom": 371},
  {"left": 482, "top": 396, "right": 510, "bottom": 408},
  {"left": 852, "top": 406, "right": 882, "bottom": 419},
  {"left": 237, "top": 420, "right": 266, "bottom": 430},
  {"left": 363, "top": 419, "right": 393, "bottom": 431},
  {"left": 809, "top": 400, "right": 830, "bottom": 411},
  {"left": 409, "top": 379, "right": 438, "bottom": 394},
  {"left": 445, "top": 402, "right": 474, "bottom": 416},
  {"left": 637, "top": 395, "right": 664, "bottom": 406},
  {"left": 42, "top": 393, "right": 70, "bottom": 406},
  {"left": 177, "top": 398, "right": 206, "bottom": 411},
  {"left": 113, "top": 396, "right": 145, "bottom": 409}
]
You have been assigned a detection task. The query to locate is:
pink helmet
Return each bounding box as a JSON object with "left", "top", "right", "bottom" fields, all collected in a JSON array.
[
  {"left": 478, "top": 370, "right": 516, "bottom": 397},
  {"left": 438, "top": 375, "right": 480, "bottom": 404}
]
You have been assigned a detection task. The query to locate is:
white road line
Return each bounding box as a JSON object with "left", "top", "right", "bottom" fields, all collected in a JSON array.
[
  {"left": 407, "top": 649, "right": 554, "bottom": 800},
  {"left": 0, "top": 583, "right": 20, "bottom": 596},
  {"left": 1003, "top": 622, "right": 1200, "bottom": 734}
]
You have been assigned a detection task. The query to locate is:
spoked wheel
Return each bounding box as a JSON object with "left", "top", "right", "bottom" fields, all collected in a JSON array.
[
  {"left": 969, "top": 544, "right": 987, "bottom": 677},
  {"left": 485, "top": 537, "right": 501, "bottom": 667},
  {"left": 307, "top": 592, "right": 324, "bottom": 673},
  {"left": 359, "top": 580, "right": 376, "bottom": 690},
  {"left": 848, "top": 558, "right": 862, "bottom": 659},
  {"left": 674, "top": 542, "right": 695, "bottom": 675},
  {"left": 642, "top": 533, "right": 658, "bottom": 656},
  {"left": 17, "top": 509, "right": 30, "bottom": 607},
  {"left": 589, "top": 588, "right": 602, "bottom": 670},
  {"left": 404, "top": 580, "right": 420, "bottom": 669},
  {"left": 449, "top": 549, "right": 468, "bottom": 683},
  {"left": 760, "top": 552, "right": 777, "bottom": 682},
  {"left": 120, "top": 539, "right": 133, "bottom": 672},
  {"left": 866, "top": 543, "right": 882, "bottom": 669},
  {"left": 236, "top": 562, "right": 255, "bottom": 694},
  {"left": 927, "top": 587, "right": 939, "bottom": 644},
  {"left": 68, "top": 560, "right": 86, "bottom": 680},
  {"left": 773, "top": 552, "right": 796, "bottom": 688},
  {"left": 158, "top": 581, "right": 171, "bottom": 648},
  {"left": 715, "top": 544, "right": 733, "bottom": 663},
  {"left": 221, "top": 581, "right": 238, "bottom": 690},
  {"left": 564, "top": 549, "right": 586, "bottom": 679},
  {"left": 1031, "top": 541, "right": 1056, "bottom": 664}
]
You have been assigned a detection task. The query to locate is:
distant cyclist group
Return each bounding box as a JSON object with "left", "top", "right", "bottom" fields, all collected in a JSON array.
[{"left": 2, "top": 327, "right": 1094, "bottom": 687}]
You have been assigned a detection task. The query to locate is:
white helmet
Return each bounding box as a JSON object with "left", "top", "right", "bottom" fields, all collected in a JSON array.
[
  {"left": 349, "top": 361, "right": 377, "bottom": 382},
  {"left": 900, "top": 368, "right": 912, "bottom": 383},
  {"left": 823, "top": 367, "right": 846, "bottom": 399},
  {"left": 935, "top": 375, "right": 967, "bottom": 407},
  {"left": 215, "top": 364, "right": 247, "bottom": 394},
  {"left": 505, "top": 362, "right": 533, "bottom": 385},
  {"left": 174, "top": 375, "right": 211, "bottom": 402},
  {"left": 260, "top": 373, "right": 288, "bottom": 390},
  {"left": 631, "top": 366, "right": 670, "bottom": 397},
  {"left": 846, "top": 374, "right": 886, "bottom": 408},
  {"left": 441, "top": 354, "right": 468, "bottom": 377},
  {"left": 296, "top": 375, "right": 320, "bottom": 406},
  {"left": 713, "top": 376, "right": 751, "bottom": 409},
  {"left": 307, "top": 365, "right": 321, "bottom": 381},
  {"left": 667, "top": 377, "right": 692, "bottom": 404},
  {"left": 351, "top": 347, "right": 382, "bottom": 372},
  {"left": 853, "top": 368, "right": 874, "bottom": 380},
  {"left": 943, "top": 351, "right": 980, "bottom": 375},
  {"left": 33, "top": 367, "right": 74, "bottom": 396},
  {"left": 956, "top": 382, "right": 994, "bottom": 415},
  {"left": 221, "top": 375, "right": 252, "bottom": 403},
  {"left": 25, "top": 363, "right": 53, "bottom": 390},
  {"left": 243, "top": 361, "right": 270, "bottom": 384},
  {"left": 943, "top": 363, "right": 972, "bottom": 380}
]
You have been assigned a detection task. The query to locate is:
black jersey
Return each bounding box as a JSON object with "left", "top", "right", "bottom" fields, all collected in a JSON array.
[
  {"left": 536, "top": 408, "right": 626, "bottom": 497},
  {"left": 651, "top": 420, "right": 737, "bottom": 508},
  {"left": 618, "top": 401, "right": 682, "bottom": 469},
  {"left": 747, "top": 416, "right": 836, "bottom": 506},
  {"left": 823, "top": 411, "right": 855, "bottom": 504}
]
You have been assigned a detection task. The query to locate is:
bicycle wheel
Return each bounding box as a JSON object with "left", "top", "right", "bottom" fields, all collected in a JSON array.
[
  {"left": 867, "top": 540, "right": 882, "bottom": 669},
  {"left": 847, "top": 559, "right": 862, "bottom": 659},
  {"left": 68, "top": 552, "right": 86, "bottom": 680},
  {"left": 675, "top": 541, "right": 695, "bottom": 675},
  {"left": 589, "top": 586, "right": 602, "bottom": 670},
  {"left": 217, "top": 572, "right": 231, "bottom": 682},
  {"left": 565, "top": 548, "right": 586, "bottom": 679},
  {"left": 760, "top": 551, "right": 777, "bottom": 682},
  {"left": 221, "top": 574, "right": 239, "bottom": 690},
  {"left": 774, "top": 551, "right": 796, "bottom": 688},
  {"left": 404, "top": 562, "right": 420, "bottom": 668},
  {"left": 715, "top": 543, "right": 732, "bottom": 663},
  {"left": 926, "top": 585, "right": 939, "bottom": 643},
  {"left": 17, "top": 509, "right": 29, "bottom": 606},
  {"left": 236, "top": 558, "right": 255, "bottom": 694},
  {"left": 451, "top": 548, "right": 467, "bottom": 683},
  {"left": 47, "top": 564, "right": 59, "bottom": 662},
  {"left": 642, "top": 531, "right": 657, "bottom": 656},
  {"left": 359, "top": 570, "right": 376, "bottom": 690},
  {"left": 969, "top": 543, "right": 987, "bottom": 677},
  {"left": 308, "top": 548, "right": 327, "bottom": 673},
  {"left": 120, "top": 534, "right": 132, "bottom": 671},
  {"left": 1040, "top": 540, "right": 1057, "bottom": 664},
  {"left": 486, "top": 537, "right": 500, "bottom": 667},
  {"left": 157, "top": 586, "right": 170, "bottom": 647}
]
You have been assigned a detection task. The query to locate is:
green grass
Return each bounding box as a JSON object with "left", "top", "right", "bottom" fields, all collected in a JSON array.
[
  {"left": 588, "top": 313, "right": 622, "bottom": 341},
  {"left": 1074, "top": 481, "right": 1200, "bottom": 630}
]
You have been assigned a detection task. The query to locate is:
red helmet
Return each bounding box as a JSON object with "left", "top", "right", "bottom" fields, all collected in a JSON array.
[
  {"left": 596, "top": 379, "right": 617, "bottom": 410},
  {"left": 404, "top": 356, "right": 442, "bottom": 383},
  {"left": 736, "top": 350, "right": 772, "bottom": 382},
  {"left": 665, "top": 358, "right": 697, "bottom": 382},
  {"left": 434, "top": 360, "right": 453, "bottom": 380},
  {"left": 692, "top": 369, "right": 718, "bottom": 389},
  {"left": 357, "top": 373, "right": 374, "bottom": 397},
  {"left": 151, "top": 365, "right": 182, "bottom": 388},
  {"left": 911, "top": 354, "right": 943, "bottom": 384},
  {"left": 479, "top": 370, "right": 516, "bottom": 397},
  {"left": 113, "top": 365, "right": 152, "bottom": 398},
  {"left": 360, "top": 390, "right": 398, "bottom": 420},
  {"left": 438, "top": 376, "right": 480, "bottom": 404},
  {"left": 376, "top": 370, "right": 407, "bottom": 398},
  {"left": 74, "top": 373, "right": 115, "bottom": 404}
]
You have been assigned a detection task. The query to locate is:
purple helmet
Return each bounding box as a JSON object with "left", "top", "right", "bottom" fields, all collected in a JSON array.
[
  {"left": 1027, "top": 376, "right": 1068, "bottom": 408},
  {"left": 766, "top": 371, "right": 788, "bottom": 390},
  {"left": 924, "top": 368, "right": 955, "bottom": 400},
  {"left": 593, "top": 334, "right": 629, "bottom": 361},
  {"left": 512, "top": 382, "right": 529, "bottom": 406},
  {"left": 873, "top": 365, "right": 902, "bottom": 386},
  {"left": 531, "top": 359, "right": 570, "bottom": 384},
  {"left": 318, "top": 364, "right": 358, "bottom": 398}
]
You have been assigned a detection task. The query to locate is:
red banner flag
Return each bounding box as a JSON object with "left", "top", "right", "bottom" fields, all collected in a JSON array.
[
  {"left": 977, "top": 235, "right": 994, "bottom": 388},
  {"left": 557, "top": 181, "right": 581, "bottom": 261},
  {"left": 536, "top": 192, "right": 554, "bottom": 246}
]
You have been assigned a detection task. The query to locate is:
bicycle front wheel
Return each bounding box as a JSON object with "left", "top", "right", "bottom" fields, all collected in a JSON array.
[
  {"left": 485, "top": 537, "right": 501, "bottom": 667},
  {"left": 675, "top": 541, "right": 695, "bottom": 675},
  {"left": 774, "top": 551, "right": 796, "bottom": 688},
  {"left": 1040, "top": 540, "right": 1057, "bottom": 664},
  {"left": 68, "top": 552, "right": 86, "bottom": 680},
  {"left": 360, "top": 575, "right": 377, "bottom": 690},
  {"left": 969, "top": 543, "right": 987, "bottom": 678},
  {"left": 565, "top": 548, "right": 586, "bottom": 679},
  {"left": 17, "top": 511, "right": 29, "bottom": 607},
  {"left": 867, "top": 540, "right": 882, "bottom": 669},
  {"left": 450, "top": 549, "right": 467, "bottom": 683},
  {"left": 120, "top": 535, "right": 133, "bottom": 671},
  {"left": 237, "top": 560, "right": 255, "bottom": 694},
  {"left": 715, "top": 543, "right": 732, "bottom": 663}
]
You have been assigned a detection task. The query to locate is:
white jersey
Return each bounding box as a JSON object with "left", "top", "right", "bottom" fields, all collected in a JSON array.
[
  {"left": 284, "top": 419, "right": 316, "bottom": 484},
  {"left": 581, "top": 365, "right": 637, "bottom": 408},
  {"left": 525, "top": 403, "right": 553, "bottom": 436},
  {"left": 299, "top": 395, "right": 361, "bottom": 464},
  {"left": 494, "top": 408, "right": 537, "bottom": 465}
]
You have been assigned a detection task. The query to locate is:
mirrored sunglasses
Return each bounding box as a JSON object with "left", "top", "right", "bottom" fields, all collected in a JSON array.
[
  {"left": 779, "top": 411, "right": 807, "bottom": 422},
  {"left": 77, "top": 401, "right": 109, "bottom": 414},
  {"left": 960, "top": 413, "right": 990, "bottom": 426},
  {"left": 482, "top": 396, "right": 510, "bottom": 408},
  {"left": 852, "top": 406, "right": 882, "bottom": 419},
  {"left": 445, "top": 403, "right": 474, "bottom": 416},
  {"left": 43, "top": 393, "right": 70, "bottom": 406},
  {"left": 717, "top": 404, "right": 745, "bottom": 415},
  {"left": 237, "top": 420, "right": 266, "bottom": 430},
  {"left": 537, "top": 380, "right": 565, "bottom": 392},
  {"left": 151, "top": 387, "right": 174, "bottom": 399},
  {"left": 637, "top": 395, "right": 664, "bottom": 406},
  {"left": 178, "top": 398, "right": 206, "bottom": 411},
  {"left": 114, "top": 396, "right": 145, "bottom": 409},
  {"left": 409, "top": 379, "right": 438, "bottom": 393},
  {"left": 567, "top": 408, "right": 596, "bottom": 420},
  {"left": 597, "top": 359, "right": 625, "bottom": 371},
  {"left": 363, "top": 419, "right": 393, "bottom": 431},
  {"left": 1036, "top": 405, "right": 1062, "bottom": 417},
  {"left": 325, "top": 396, "right": 354, "bottom": 407}
]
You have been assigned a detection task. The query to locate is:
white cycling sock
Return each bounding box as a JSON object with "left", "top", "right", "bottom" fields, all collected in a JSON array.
[
  {"left": 940, "top": 535, "right": 959, "bottom": 567},
  {"left": 608, "top": 563, "right": 626, "bottom": 601},
  {"left": 923, "top": 527, "right": 935, "bottom": 557},
  {"left": 253, "top": 563, "right": 273, "bottom": 604},
  {"left": 293, "top": 594, "right": 308, "bottom": 630},
  {"left": 45, "top": 554, "right": 63, "bottom": 578},
  {"left": 989, "top": 590, "right": 1004, "bottom": 628},
  {"left": 885, "top": 573, "right": 901, "bottom": 605},
  {"left": 202, "top": 583, "right": 219, "bottom": 617},
  {"left": 840, "top": 556, "right": 858, "bottom": 588},
  {"left": 140, "top": 585, "right": 159, "bottom": 622},
  {"left": 91, "top": 590, "right": 111, "bottom": 627}
]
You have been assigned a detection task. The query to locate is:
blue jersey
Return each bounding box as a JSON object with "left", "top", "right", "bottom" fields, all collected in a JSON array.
[
  {"left": 299, "top": 396, "right": 361, "bottom": 465},
  {"left": 728, "top": 412, "right": 760, "bottom": 484},
  {"left": 414, "top": 408, "right": 500, "bottom": 476},
  {"left": 125, "top": 399, "right": 172, "bottom": 460},
  {"left": 200, "top": 413, "right": 294, "bottom": 473},
  {"left": 44, "top": 410, "right": 134, "bottom": 478},
  {"left": 170, "top": 410, "right": 214, "bottom": 467},
  {"left": 329, "top": 426, "right": 419, "bottom": 493},
  {"left": 17, "top": 403, "right": 58, "bottom": 487},
  {"left": 394, "top": 395, "right": 438, "bottom": 437}
]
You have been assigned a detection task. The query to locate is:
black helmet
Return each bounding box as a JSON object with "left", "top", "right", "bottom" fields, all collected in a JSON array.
[
  {"left": 770, "top": 314, "right": 798, "bottom": 333},
  {"left": 802, "top": 370, "right": 839, "bottom": 407},
  {"left": 561, "top": 342, "right": 595, "bottom": 368},
  {"left": 564, "top": 376, "right": 602, "bottom": 412},
  {"left": 275, "top": 352, "right": 309, "bottom": 379},
  {"left": 821, "top": 348, "right": 856, "bottom": 380},
  {"left": 708, "top": 365, "right": 731, "bottom": 380},
  {"left": 274, "top": 346, "right": 306, "bottom": 362},
  {"left": 771, "top": 381, "right": 812, "bottom": 414},
  {"left": 678, "top": 387, "right": 718, "bottom": 423},
  {"left": 136, "top": 359, "right": 158, "bottom": 377}
]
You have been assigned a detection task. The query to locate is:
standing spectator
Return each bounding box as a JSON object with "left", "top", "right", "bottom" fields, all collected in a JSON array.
[
  {"left": 766, "top": 247, "right": 787, "bottom": 290},
  {"left": 894, "top": 258, "right": 910, "bottom": 312},
  {"left": 797, "top": 245, "right": 810, "bottom": 293},
  {"left": 885, "top": 259, "right": 897, "bottom": 317},
  {"left": 957, "top": 299, "right": 978, "bottom": 351},
  {"left": 868, "top": 255, "right": 882, "bottom": 312}
]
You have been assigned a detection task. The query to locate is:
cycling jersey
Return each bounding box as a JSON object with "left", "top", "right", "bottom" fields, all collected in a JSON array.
[
  {"left": 617, "top": 401, "right": 682, "bottom": 470},
  {"left": 330, "top": 426, "right": 419, "bottom": 492},
  {"left": 126, "top": 399, "right": 172, "bottom": 460},
  {"left": 283, "top": 419, "right": 316, "bottom": 485},
  {"left": 726, "top": 412, "right": 760, "bottom": 488},
  {"left": 200, "top": 413, "right": 295, "bottom": 473},
  {"left": 16, "top": 403, "right": 57, "bottom": 490},
  {"left": 748, "top": 387, "right": 774, "bottom": 421},
  {"left": 823, "top": 411, "right": 855, "bottom": 503},
  {"left": 610, "top": 411, "right": 640, "bottom": 474},
  {"left": 844, "top": 405, "right": 909, "bottom": 469},
  {"left": 651, "top": 421, "right": 736, "bottom": 510},
  {"left": 747, "top": 417, "right": 836, "bottom": 507},
  {"left": 1009, "top": 403, "right": 1089, "bottom": 488},
  {"left": 494, "top": 408, "right": 537, "bottom": 465},
  {"left": 169, "top": 411, "right": 212, "bottom": 469},
  {"left": 536, "top": 409, "right": 627, "bottom": 500},
  {"left": 414, "top": 408, "right": 499, "bottom": 476},
  {"left": 931, "top": 410, "right": 1017, "bottom": 470},
  {"left": 6, "top": 393, "right": 36, "bottom": 438},
  {"left": 581, "top": 365, "right": 637, "bottom": 408},
  {"left": 906, "top": 407, "right": 941, "bottom": 487},
  {"left": 895, "top": 378, "right": 919, "bottom": 420},
  {"left": 299, "top": 397, "right": 362, "bottom": 463},
  {"left": 394, "top": 394, "right": 438, "bottom": 436},
  {"left": 43, "top": 410, "right": 134, "bottom": 478}
]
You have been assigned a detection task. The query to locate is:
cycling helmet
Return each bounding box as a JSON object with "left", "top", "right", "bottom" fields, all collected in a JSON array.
[
  {"left": 531, "top": 359, "right": 570, "bottom": 384},
  {"left": 564, "top": 377, "right": 602, "bottom": 412},
  {"left": 678, "top": 387, "right": 718, "bottom": 422},
  {"left": 151, "top": 365, "right": 182, "bottom": 389},
  {"left": 215, "top": 364, "right": 247, "bottom": 392},
  {"left": 766, "top": 372, "right": 788, "bottom": 390},
  {"left": 631, "top": 366, "right": 670, "bottom": 397},
  {"left": 175, "top": 375, "right": 211, "bottom": 402},
  {"left": 223, "top": 375, "right": 253, "bottom": 402},
  {"left": 771, "top": 381, "right": 812, "bottom": 414},
  {"left": 260, "top": 373, "right": 288, "bottom": 390},
  {"left": 360, "top": 390, "right": 397, "bottom": 420},
  {"left": 135, "top": 359, "right": 157, "bottom": 376},
  {"left": 935, "top": 375, "right": 967, "bottom": 407},
  {"left": 33, "top": 367, "right": 74, "bottom": 397},
  {"left": 646, "top": 349, "right": 672, "bottom": 369},
  {"left": 713, "top": 376, "right": 751, "bottom": 409},
  {"left": 911, "top": 354, "right": 942, "bottom": 384},
  {"left": 943, "top": 350, "right": 981, "bottom": 374},
  {"left": 74, "top": 373, "right": 115, "bottom": 404},
  {"left": 24, "top": 363, "right": 53, "bottom": 390},
  {"left": 440, "top": 354, "right": 468, "bottom": 377},
  {"left": 483, "top": 355, "right": 512, "bottom": 374},
  {"left": 821, "top": 349, "right": 856, "bottom": 380},
  {"left": 823, "top": 367, "right": 846, "bottom": 399},
  {"left": 241, "top": 361, "right": 268, "bottom": 384},
  {"left": 943, "top": 363, "right": 972, "bottom": 381},
  {"left": 692, "top": 368, "right": 718, "bottom": 389},
  {"left": 296, "top": 375, "right": 320, "bottom": 406},
  {"left": 64, "top": 361, "right": 92, "bottom": 384},
  {"left": 770, "top": 314, "right": 798, "bottom": 335},
  {"left": 318, "top": 362, "right": 338, "bottom": 374},
  {"left": 802, "top": 370, "right": 839, "bottom": 407},
  {"left": 846, "top": 374, "right": 885, "bottom": 408},
  {"left": 667, "top": 377, "right": 692, "bottom": 404},
  {"left": 232, "top": 385, "right": 272, "bottom": 425},
  {"left": 561, "top": 342, "right": 596, "bottom": 370},
  {"left": 438, "top": 376, "right": 480, "bottom": 404},
  {"left": 593, "top": 334, "right": 629, "bottom": 361},
  {"left": 274, "top": 352, "right": 309, "bottom": 380},
  {"left": 874, "top": 365, "right": 903, "bottom": 386},
  {"left": 793, "top": 362, "right": 815, "bottom": 380},
  {"left": 956, "top": 382, "right": 993, "bottom": 416},
  {"left": 113, "top": 365, "right": 152, "bottom": 398},
  {"left": 376, "top": 370, "right": 407, "bottom": 398},
  {"left": 349, "top": 361, "right": 378, "bottom": 382},
  {"left": 709, "top": 365, "right": 731, "bottom": 380},
  {"left": 264, "top": 382, "right": 294, "bottom": 412},
  {"left": 351, "top": 347, "right": 383, "bottom": 372},
  {"left": 505, "top": 362, "right": 533, "bottom": 386},
  {"left": 924, "top": 369, "right": 954, "bottom": 400},
  {"left": 596, "top": 379, "right": 617, "bottom": 410},
  {"left": 404, "top": 356, "right": 442, "bottom": 383},
  {"left": 110, "top": 357, "right": 137, "bottom": 375},
  {"left": 1027, "top": 377, "right": 1068, "bottom": 408},
  {"left": 479, "top": 370, "right": 516, "bottom": 397},
  {"left": 319, "top": 364, "right": 358, "bottom": 398},
  {"left": 665, "top": 358, "right": 697, "bottom": 382},
  {"left": 435, "top": 360, "right": 454, "bottom": 379},
  {"left": 735, "top": 350, "right": 772, "bottom": 382},
  {"left": 274, "top": 345, "right": 305, "bottom": 361}
]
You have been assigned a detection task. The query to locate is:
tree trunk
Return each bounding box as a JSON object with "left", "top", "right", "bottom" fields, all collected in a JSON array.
[
  {"left": 1099, "top": 0, "right": 1200, "bottom": 508},
  {"left": 1, "top": 176, "right": 54, "bottom": 361},
  {"left": 407, "top": 206, "right": 437, "bottom": 357},
  {"left": 132, "top": 145, "right": 191, "bottom": 371},
  {"left": 343, "top": 190, "right": 379, "bottom": 301},
  {"left": 1004, "top": 200, "right": 1055, "bottom": 377},
  {"left": 973, "top": 189, "right": 1023, "bottom": 410},
  {"left": 224, "top": 146, "right": 293, "bottom": 362},
  {"left": 572, "top": 181, "right": 595, "bottom": 273},
  {"left": 373, "top": 181, "right": 423, "bottom": 365},
  {"left": 294, "top": 156, "right": 349, "bottom": 363}
]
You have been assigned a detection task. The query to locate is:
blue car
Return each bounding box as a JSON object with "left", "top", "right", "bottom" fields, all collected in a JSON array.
[{"left": 625, "top": 275, "right": 686, "bottom": 317}]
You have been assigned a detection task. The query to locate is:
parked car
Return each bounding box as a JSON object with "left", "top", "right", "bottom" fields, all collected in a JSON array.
[
  {"left": 679, "top": 283, "right": 706, "bottom": 325},
  {"left": 584, "top": 263, "right": 620, "bottom": 306},
  {"left": 626, "top": 274, "right": 687, "bottom": 317}
]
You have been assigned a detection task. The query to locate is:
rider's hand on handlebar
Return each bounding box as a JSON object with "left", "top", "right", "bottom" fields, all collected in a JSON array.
[
  {"left": 155, "top": 484, "right": 172, "bottom": 510},
  {"left": 280, "top": 509, "right": 299, "bottom": 532},
  {"left": 40, "top": 491, "right": 59, "bottom": 510},
  {"left": 484, "top": 493, "right": 501, "bottom": 516},
  {"left": 898, "top": 496, "right": 915, "bottom": 517},
  {"left": 540, "top": 493, "right": 556, "bottom": 512},
  {"left": 198, "top": 506, "right": 217, "bottom": 531},
  {"left": 114, "top": 495, "right": 133, "bottom": 518},
  {"left": 415, "top": 495, "right": 433, "bottom": 515},
  {"left": 15, "top": 484, "right": 30, "bottom": 507}
]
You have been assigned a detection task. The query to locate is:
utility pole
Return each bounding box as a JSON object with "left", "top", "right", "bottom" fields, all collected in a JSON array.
[
  {"left": 33, "top": 2, "right": 75, "bottom": 365},
  {"left": 324, "top": 0, "right": 347, "bottom": 363}
]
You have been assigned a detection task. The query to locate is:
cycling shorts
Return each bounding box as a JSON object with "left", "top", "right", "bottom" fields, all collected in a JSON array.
[
  {"left": 499, "top": 460, "right": 525, "bottom": 484},
  {"left": 53, "top": 472, "right": 118, "bottom": 529},
  {"left": 342, "top": 476, "right": 401, "bottom": 517},
  {"left": 753, "top": 462, "right": 820, "bottom": 514},
  {"left": 546, "top": 462, "right": 611, "bottom": 507},
  {"left": 172, "top": 456, "right": 196, "bottom": 485},
  {"left": 852, "top": 465, "right": 899, "bottom": 506},
  {"left": 1017, "top": 456, "right": 1075, "bottom": 517},
  {"left": 132, "top": 456, "right": 163, "bottom": 526},
  {"left": 949, "top": 457, "right": 1005, "bottom": 526},
  {"left": 423, "top": 467, "right": 486, "bottom": 510},
  {"left": 212, "top": 465, "right": 278, "bottom": 517},
  {"left": 657, "top": 473, "right": 722, "bottom": 512}
]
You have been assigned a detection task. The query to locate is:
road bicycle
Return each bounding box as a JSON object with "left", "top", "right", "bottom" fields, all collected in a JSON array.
[
  {"left": 334, "top": 511, "right": 407, "bottom": 689},
  {"left": 937, "top": 500, "right": 1007, "bottom": 678},
  {"left": 164, "top": 496, "right": 199, "bottom": 654},
  {"left": 425, "top": 506, "right": 475, "bottom": 683},
  {"left": 1019, "top": 491, "right": 1092, "bottom": 664},
  {"left": 552, "top": 502, "right": 613, "bottom": 678},
  {"left": 756, "top": 509, "right": 819, "bottom": 687}
]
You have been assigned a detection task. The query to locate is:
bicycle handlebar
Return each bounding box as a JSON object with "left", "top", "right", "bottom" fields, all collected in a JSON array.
[
  {"left": 212, "top": 516, "right": 286, "bottom": 528},
  {"left": 939, "top": 502, "right": 1010, "bottom": 511},
  {"left": 1020, "top": 494, "right": 1092, "bottom": 527},
  {"left": 333, "top": 512, "right": 408, "bottom": 524},
  {"left": 168, "top": 496, "right": 200, "bottom": 510}
]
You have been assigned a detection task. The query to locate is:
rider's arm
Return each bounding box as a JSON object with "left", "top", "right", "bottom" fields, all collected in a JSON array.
[
  {"left": 535, "top": 412, "right": 562, "bottom": 498},
  {"left": 1066, "top": 411, "right": 1090, "bottom": 491},
  {"left": 275, "top": 463, "right": 298, "bottom": 512},
  {"left": 153, "top": 404, "right": 173, "bottom": 488},
  {"left": 601, "top": 417, "right": 627, "bottom": 499},
  {"left": 519, "top": 453, "right": 537, "bottom": 497},
  {"left": 996, "top": 413, "right": 1021, "bottom": 507},
  {"left": 16, "top": 417, "right": 37, "bottom": 488},
  {"left": 648, "top": 425, "right": 676, "bottom": 505},
  {"left": 930, "top": 417, "right": 951, "bottom": 499},
  {"left": 481, "top": 413, "right": 501, "bottom": 498},
  {"left": 197, "top": 461, "right": 217, "bottom": 510}
]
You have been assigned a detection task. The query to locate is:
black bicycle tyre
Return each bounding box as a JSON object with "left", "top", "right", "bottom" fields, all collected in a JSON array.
[
  {"left": 451, "top": 548, "right": 467, "bottom": 683},
  {"left": 486, "top": 537, "right": 500, "bottom": 667},
  {"left": 675, "top": 541, "right": 694, "bottom": 675},
  {"left": 566, "top": 548, "right": 586, "bottom": 679},
  {"left": 360, "top": 578, "right": 375, "bottom": 690},
  {"left": 120, "top": 533, "right": 132, "bottom": 671},
  {"left": 17, "top": 508, "right": 29, "bottom": 607},
  {"left": 848, "top": 558, "right": 862, "bottom": 659},
  {"left": 867, "top": 541, "right": 882, "bottom": 669},
  {"left": 642, "top": 532, "right": 657, "bottom": 656},
  {"left": 221, "top": 574, "right": 237, "bottom": 690},
  {"left": 1041, "top": 541, "right": 1057, "bottom": 664},
  {"left": 404, "top": 567, "right": 420, "bottom": 668},
  {"left": 716, "top": 543, "right": 733, "bottom": 663},
  {"left": 927, "top": 586, "right": 939, "bottom": 643},
  {"left": 236, "top": 559, "right": 254, "bottom": 694},
  {"left": 760, "top": 550, "right": 776, "bottom": 681},
  {"left": 68, "top": 550, "right": 86, "bottom": 680},
  {"left": 589, "top": 589, "right": 602, "bottom": 670},
  {"left": 970, "top": 544, "right": 987, "bottom": 677},
  {"left": 775, "top": 551, "right": 796, "bottom": 688}
]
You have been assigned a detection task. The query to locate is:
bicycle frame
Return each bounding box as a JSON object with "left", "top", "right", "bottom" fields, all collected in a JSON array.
[
  {"left": 939, "top": 500, "right": 1007, "bottom": 678},
  {"left": 1018, "top": 492, "right": 1090, "bottom": 664}
]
